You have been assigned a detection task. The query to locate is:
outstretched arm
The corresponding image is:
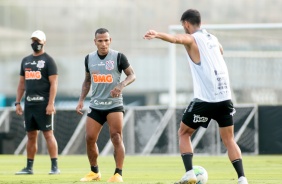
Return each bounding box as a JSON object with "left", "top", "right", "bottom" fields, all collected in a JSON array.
[{"left": 143, "top": 30, "right": 194, "bottom": 45}]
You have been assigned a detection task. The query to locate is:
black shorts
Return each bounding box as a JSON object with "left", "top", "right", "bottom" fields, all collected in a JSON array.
[
  {"left": 24, "top": 104, "right": 54, "bottom": 132},
  {"left": 182, "top": 99, "right": 235, "bottom": 129},
  {"left": 87, "top": 106, "right": 124, "bottom": 125}
]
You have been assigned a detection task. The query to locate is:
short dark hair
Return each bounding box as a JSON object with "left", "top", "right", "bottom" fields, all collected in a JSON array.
[
  {"left": 95, "top": 28, "right": 109, "bottom": 36},
  {"left": 180, "top": 9, "right": 201, "bottom": 25}
]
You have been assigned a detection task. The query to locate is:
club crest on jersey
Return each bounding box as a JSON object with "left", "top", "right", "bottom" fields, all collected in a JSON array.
[
  {"left": 105, "top": 60, "right": 114, "bottom": 70},
  {"left": 37, "top": 60, "right": 45, "bottom": 69}
]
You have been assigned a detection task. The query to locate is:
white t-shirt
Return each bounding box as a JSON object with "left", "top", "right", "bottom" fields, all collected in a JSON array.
[{"left": 187, "top": 29, "right": 232, "bottom": 102}]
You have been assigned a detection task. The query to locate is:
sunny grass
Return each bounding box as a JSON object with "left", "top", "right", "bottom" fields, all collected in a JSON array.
[{"left": 0, "top": 155, "right": 281, "bottom": 184}]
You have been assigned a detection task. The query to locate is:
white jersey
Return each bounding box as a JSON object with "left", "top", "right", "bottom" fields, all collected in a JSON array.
[{"left": 187, "top": 29, "right": 232, "bottom": 102}]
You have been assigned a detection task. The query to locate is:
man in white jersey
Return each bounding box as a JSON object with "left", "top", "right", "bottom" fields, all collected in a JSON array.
[
  {"left": 143, "top": 9, "right": 248, "bottom": 184},
  {"left": 76, "top": 28, "right": 135, "bottom": 182}
]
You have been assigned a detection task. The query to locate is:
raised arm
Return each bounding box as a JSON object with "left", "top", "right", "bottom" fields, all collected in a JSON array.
[{"left": 143, "top": 30, "right": 194, "bottom": 45}]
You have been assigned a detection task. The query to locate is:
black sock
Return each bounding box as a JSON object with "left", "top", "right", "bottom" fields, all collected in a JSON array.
[
  {"left": 114, "top": 168, "right": 122, "bottom": 176},
  {"left": 181, "top": 153, "right": 193, "bottom": 172},
  {"left": 91, "top": 166, "right": 99, "bottom": 173},
  {"left": 232, "top": 159, "right": 245, "bottom": 178},
  {"left": 27, "top": 159, "right": 34, "bottom": 169},
  {"left": 51, "top": 158, "right": 58, "bottom": 170}
]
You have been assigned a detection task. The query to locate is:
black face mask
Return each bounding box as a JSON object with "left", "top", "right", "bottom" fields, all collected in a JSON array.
[{"left": 31, "top": 41, "right": 43, "bottom": 52}]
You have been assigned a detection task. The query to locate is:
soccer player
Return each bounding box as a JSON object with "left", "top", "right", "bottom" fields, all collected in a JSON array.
[
  {"left": 15, "top": 30, "right": 60, "bottom": 175},
  {"left": 76, "top": 28, "right": 136, "bottom": 182},
  {"left": 143, "top": 9, "right": 248, "bottom": 184}
]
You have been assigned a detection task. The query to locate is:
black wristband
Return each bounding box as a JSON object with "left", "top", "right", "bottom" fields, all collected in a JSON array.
[{"left": 14, "top": 102, "right": 20, "bottom": 106}]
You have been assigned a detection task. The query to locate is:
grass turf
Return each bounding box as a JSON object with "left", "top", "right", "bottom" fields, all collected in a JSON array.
[{"left": 0, "top": 154, "right": 281, "bottom": 184}]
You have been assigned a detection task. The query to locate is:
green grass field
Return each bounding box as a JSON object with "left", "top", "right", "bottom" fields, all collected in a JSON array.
[{"left": 0, "top": 154, "right": 281, "bottom": 184}]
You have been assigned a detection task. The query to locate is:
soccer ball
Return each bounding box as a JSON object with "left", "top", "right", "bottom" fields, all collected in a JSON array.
[{"left": 193, "top": 165, "right": 208, "bottom": 184}]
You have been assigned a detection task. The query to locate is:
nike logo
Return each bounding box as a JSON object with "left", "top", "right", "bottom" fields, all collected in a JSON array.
[{"left": 46, "top": 124, "right": 52, "bottom": 128}]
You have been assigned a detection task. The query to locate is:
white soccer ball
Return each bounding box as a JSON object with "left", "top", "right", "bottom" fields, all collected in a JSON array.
[{"left": 193, "top": 165, "right": 208, "bottom": 184}]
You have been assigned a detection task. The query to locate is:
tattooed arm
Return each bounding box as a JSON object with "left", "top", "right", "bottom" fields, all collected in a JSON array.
[{"left": 76, "top": 72, "right": 91, "bottom": 115}]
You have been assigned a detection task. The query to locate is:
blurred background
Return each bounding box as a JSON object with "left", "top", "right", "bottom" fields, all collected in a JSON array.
[
  {"left": 0, "top": 0, "right": 282, "bottom": 107},
  {"left": 0, "top": 0, "right": 282, "bottom": 155}
]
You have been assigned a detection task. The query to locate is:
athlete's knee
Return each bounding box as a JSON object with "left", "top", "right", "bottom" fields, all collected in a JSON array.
[
  {"left": 85, "top": 134, "right": 96, "bottom": 144},
  {"left": 178, "top": 126, "right": 194, "bottom": 137},
  {"left": 43, "top": 131, "right": 55, "bottom": 140},
  {"left": 110, "top": 132, "right": 122, "bottom": 145},
  {"left": 27, "top": 131, "right": 38, "bottom": 140}
]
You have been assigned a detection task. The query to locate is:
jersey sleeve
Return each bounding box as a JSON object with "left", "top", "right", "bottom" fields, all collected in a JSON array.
[
  {"left": 47, "top": 56, "right": 58, "bottom": 76},
  {"left": 85, "top": 55, "right": 89, "bottom": 73},
  {"left": 118, "top": 53, "right": 130, "bottom": 72}
]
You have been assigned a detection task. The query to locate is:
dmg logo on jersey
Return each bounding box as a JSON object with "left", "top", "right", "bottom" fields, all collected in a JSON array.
[
  {"left": 25, "top": 71, "right": 42, "bottom": 80},
  {"left": 193, "top": 114, "right": 208, "bottom": 123},
  {"left": 93, "top": 74, "right": 113, "bottom": 83},
  {"left": 105, "top": 60, "right": 114, "bottom": 70}
]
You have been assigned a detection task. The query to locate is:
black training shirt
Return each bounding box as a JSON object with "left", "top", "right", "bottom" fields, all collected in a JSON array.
[{"left": 20, "top": 53, "right": 58, "bottom": 105}]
